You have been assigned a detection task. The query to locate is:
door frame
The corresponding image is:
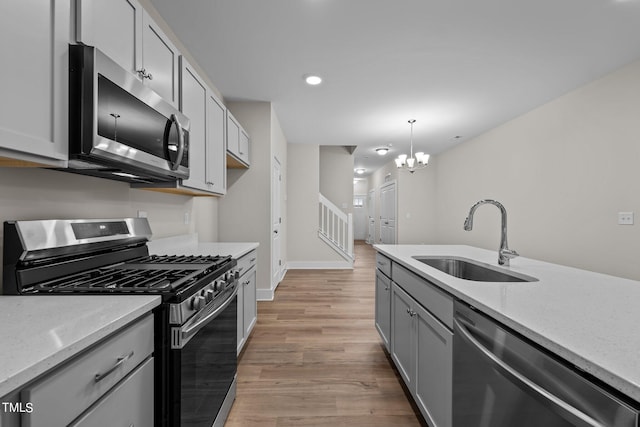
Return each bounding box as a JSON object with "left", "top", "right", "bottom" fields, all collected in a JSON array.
[
  {"left": 379, "top": 180, "right": 397, "bottom": 244},
  {"left": 271, "top": 156, "right": 283, "bottom": 289}
]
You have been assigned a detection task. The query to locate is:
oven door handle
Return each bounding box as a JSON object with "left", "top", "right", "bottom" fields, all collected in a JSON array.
[
  {"left": 172, "top": 284, "right": 237, "bottom": 349},
  {"left": 454, "top": 318, "right": 605, "bottom": 427}
]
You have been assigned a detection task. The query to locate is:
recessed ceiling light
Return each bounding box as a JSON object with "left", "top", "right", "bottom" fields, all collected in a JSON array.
[
  {"left": 304, "top": 75, "right": 323, "bottom": 85},
  {"left": 355, "top": 168, "right": 365, "bottom": 175},
  {"left": 376, "top": 147, "right": 389, "bottom": 156}
]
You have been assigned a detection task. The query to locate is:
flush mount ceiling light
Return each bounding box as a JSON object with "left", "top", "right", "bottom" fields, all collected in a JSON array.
[
  {"left": 375, "top": 147, "right": 389, "bottom": 156},
  {"left": 395, "top": 119, "right": 430, "bottom": 174},
  {"left": 304, "top": 74, "right": 323, "bottom": 85},
  {"left": 355, "top": 168, "right": 365, "bottom": 175}
]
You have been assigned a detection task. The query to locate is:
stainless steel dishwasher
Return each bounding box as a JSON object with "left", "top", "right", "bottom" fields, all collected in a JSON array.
[{"left": 453, "top": 301, "right": 640, "bottom": 427}]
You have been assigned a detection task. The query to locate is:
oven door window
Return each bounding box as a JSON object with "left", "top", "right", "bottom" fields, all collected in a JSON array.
[{"left": 174, "top": 296, "right": 237, "bottom": 427}]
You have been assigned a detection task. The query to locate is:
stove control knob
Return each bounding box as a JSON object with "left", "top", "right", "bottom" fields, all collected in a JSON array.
[
  {"left": 204, "top": 289, "right": 215, "bottom": 302},
  {"left": 191, "top": 295, "right": 205, "bottom": 311},
  {"left": 214, "top": 280, "right": 225, "bottom": 291},
  {"left": 234, "top": 270, "right": 240, "bottom": 280}
]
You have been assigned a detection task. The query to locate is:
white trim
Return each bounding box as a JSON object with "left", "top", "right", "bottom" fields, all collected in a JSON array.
[
  {"left": 257, "top": 288, "right": 275, "bottom": 301},
  {"left": 287, "top": 261, "right": 353, "bottom": 270},
  {"left": 257, "top": 266, "right": 286, "bottom": 301}
]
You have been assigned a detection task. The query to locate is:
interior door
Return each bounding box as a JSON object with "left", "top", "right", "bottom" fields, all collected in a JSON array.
[
  {"left": 367, "top": 189, "right": 375, "bottom": 244},
  {"left": 380, "top": 181, "right": 397, "bottom": 244},
  {"left": 272, "top": 157, "right": 282, "bottom": 287}
]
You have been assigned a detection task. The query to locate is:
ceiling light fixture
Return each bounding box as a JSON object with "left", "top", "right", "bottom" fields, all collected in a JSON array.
[
  {"left": 375, "top": 147, "right": 389, "bottom": 156},
  {"left": 395, "top": 119, "right": 429, "bottom": 173},
  {"left": 304, "top": 75, "right": 323, "bottom": 85},
  {"left": 355, "top": 168, "right": 365, "bottom": 175}
]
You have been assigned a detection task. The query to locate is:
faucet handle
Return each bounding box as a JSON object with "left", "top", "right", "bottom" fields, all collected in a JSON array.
[
  {"left": 499, "top": 248, "right": 519, "bottom": 266},
  {"left": 501, "top": 248, "right": 519, "bottom": 259}
]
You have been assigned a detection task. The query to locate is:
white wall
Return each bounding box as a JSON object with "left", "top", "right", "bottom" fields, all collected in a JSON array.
[
  {"left": 0, "top": 167, "right": 210, "bottom": 281},
  {"left": 319, "top": 146, "right": 354, "bottom": 213},
  {"left": 287, "top": 144, "right": 346, "bottom": 266},
  {"left": 433, "top": 58, "right": 640, "bottom": 280},
  {"left": 218, "top": 101, "right": 273, "bottom": 296}
]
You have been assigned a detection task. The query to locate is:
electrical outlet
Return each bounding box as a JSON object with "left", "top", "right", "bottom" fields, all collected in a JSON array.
[
  {"left": 184, "top": 212, "right": 190, "bottom": 225},
  {"left": 618, "top": 212, "right": 634, "bottom": 225}
]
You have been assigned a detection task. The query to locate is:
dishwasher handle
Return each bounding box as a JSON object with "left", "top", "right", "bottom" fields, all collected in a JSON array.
[{"left": 454, "top": 317, "right": 605, "bottom": 427}]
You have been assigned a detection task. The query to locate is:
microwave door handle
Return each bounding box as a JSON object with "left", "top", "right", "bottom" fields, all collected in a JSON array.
[
  {"left": 454, "top": 318, "right": 605, "bottom": 427},
  {"left": 169, "top": 114, "right": 185, "bottom": 171}
]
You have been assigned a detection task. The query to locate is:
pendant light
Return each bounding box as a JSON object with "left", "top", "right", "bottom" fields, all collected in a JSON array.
[{"left": 395, "top": 119, "right": 429, "bottom": 173}]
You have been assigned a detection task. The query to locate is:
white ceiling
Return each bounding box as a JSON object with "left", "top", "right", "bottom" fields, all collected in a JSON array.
[{"left": 150, "top": 0, "right": 640, "bottom": 177}]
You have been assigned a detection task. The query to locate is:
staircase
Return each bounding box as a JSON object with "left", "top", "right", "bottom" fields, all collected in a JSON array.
[{"left": 318, "top": 193, "right": 354, "bottom": 264}]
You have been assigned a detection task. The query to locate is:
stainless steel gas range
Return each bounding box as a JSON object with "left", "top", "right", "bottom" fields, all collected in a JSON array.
[{"left": 2, "top": 218, "right": 238, "bottom": 427}]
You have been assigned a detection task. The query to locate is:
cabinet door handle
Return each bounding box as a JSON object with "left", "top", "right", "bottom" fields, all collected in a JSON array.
[
  {"left": 243, "top": 280, "right": 250, "bottom": 286},
  {"left": 94, "top": 351, "right": 134, "bottom": 382},
  {"left": 136, "top": 68, "right": 153, "bottom": 80},
  {"left": 250, "top": 258, "right": 256, "bottom": 262}
]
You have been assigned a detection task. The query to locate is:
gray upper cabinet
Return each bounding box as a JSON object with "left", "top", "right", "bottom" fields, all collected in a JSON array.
[
  {"left": 226, "top": 111, "right": 250, "bottom": 168},
  {"left": 135, "top": 58, "right": 226, "bottom": 196},
  {"left": 0, "top": 0, "right": 70, "bottom": 167},
  {"left": 206, "top": 92, "right": 227, "bottom": 194},
  {"left": 141, "top": 10, "right": 179, "bottom": 107},
  {"left": 178, "top": 58, "right": 226, "bottom": 195},
  {"left": 76, "top": 0, "right": 179, "bottom": 107},
  {"left": 180, "top": 58, "right": 208, "bottom": 191},
  {"left": 76, "top": 0, "right": 142, "bottom": 78}
]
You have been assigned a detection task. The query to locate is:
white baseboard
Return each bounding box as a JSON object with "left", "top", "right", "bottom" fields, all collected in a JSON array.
[
  {"left": 256, "top": 268, "right": 287, "bottom": 301},
  {"left": 286, "top": 261, "right": 353, "bottom": 270},
  {"left": 257, "top": 288, "right": 275, "bottom": 301}
]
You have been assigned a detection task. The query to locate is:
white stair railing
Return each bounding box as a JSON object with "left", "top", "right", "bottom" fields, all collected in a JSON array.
[{"left": 318, "top": 193, "right": 354, "bottom": 262}]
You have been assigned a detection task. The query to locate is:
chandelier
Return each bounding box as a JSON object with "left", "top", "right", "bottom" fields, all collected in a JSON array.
[{"left": 395, "top": 119, "right": 429, "bottom": 173}]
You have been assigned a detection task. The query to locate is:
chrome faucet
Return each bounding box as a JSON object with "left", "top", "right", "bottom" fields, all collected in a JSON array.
[{"left": 463, "top": 199, "right": 519, "bottom": 266}]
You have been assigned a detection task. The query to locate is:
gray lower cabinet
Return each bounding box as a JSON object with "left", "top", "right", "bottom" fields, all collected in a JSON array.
[
  {"left": 237, "top": 250, "right": 258, "bottom": 354},
  {"left": 17, "top": 314, "right": 154, "bottom": 427},
  {"left": 376, "top": 255, "right": 453, "bottom": 427},
  {"left": 375, "top": 270, "right": 391, "bottom": 351},
  {"left": 391, "top": 282, "right": 453, "bottom": 427},
  {"left": 413, "top": 292, "right": 453, "bottom": 427},
  {"left": 68, "top": 358, "right": 154, "bottom": 427}
]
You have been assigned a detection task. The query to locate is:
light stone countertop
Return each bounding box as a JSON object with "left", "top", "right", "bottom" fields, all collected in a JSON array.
[
  {"left": 148, "top": 234, "right": 259, "bottom": 259},
  {"left": 374, "top": 244, "right": 640, "bottom": 403},
  {"left": 0, "top": 295, "right": 160, "bottom": 398}
]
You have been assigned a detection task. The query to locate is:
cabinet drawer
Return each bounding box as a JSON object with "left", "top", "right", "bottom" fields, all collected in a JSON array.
[
  {"left": 237, "top": 250, "right": 257, "bottom": 278},
  {"left": 69, "top": 358, "right": 154, "bottom": 427},
  {"left": 376, "top": 253, "right": 391, "bottom": 278},
  {"left": 21, "top": 314, "right": 154, "bottom": 427},
  {"left": 392, "top": 263, "right": 453, "bottom": 329}
]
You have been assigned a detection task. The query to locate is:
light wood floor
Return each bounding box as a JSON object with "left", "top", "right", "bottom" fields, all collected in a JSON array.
[{"left": 226, "top": 241, "right": 426, "bottom": 427}]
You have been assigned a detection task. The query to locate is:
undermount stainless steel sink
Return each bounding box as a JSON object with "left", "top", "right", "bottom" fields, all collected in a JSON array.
[{"left": 412, "top": 256, "right": 538, "bottom": 282}]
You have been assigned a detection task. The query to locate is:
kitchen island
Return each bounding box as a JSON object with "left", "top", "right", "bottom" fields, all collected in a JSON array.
[{"left": 375, "top": 244, "right": 640, "bottom": 403}]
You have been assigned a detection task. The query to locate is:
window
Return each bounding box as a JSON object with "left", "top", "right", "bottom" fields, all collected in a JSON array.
[{"left": 353, "top": 196, "right": 365, "bottom": 208}]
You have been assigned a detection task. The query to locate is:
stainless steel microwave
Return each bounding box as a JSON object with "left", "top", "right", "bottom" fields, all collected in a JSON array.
[{"left": 66, "top": 44, "right": 190, "bottom": 183}]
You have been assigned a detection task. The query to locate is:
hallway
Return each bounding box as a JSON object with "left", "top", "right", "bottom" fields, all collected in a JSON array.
[{"left": 226, "top": 241, "right": 425, "bottom": 427}]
